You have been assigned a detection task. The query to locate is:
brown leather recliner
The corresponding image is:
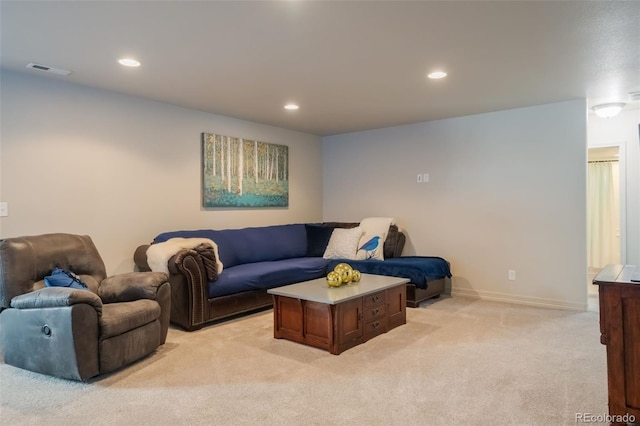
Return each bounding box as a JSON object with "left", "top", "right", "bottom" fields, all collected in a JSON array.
[{"left": 0, "top": 233, "right": 170, "bottom": 381}]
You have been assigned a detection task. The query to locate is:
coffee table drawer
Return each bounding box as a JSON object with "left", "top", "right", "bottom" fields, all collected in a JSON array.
[
  {"left": 364, "top": 290, "right": 385, "bottom": 307},
  {"left": 363, "top": 303, "right": 386, "bottom": 321},
  {"left": 364, "top": 317, "right": 388, "bottom": 340}
]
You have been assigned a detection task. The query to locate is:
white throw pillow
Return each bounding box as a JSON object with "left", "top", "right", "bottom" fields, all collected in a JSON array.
[
  {"left": 323, "top": 227, "right": 363, "bottom": 260},
  {"left": 356, "top": 217, "right": 394, "bottom": 260}
]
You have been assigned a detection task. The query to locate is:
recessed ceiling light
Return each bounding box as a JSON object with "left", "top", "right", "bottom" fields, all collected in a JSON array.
[
  {"left": 284, "top": 104, "right": 299, "bottom": 110},
  {"left": 118, "top": 58, "right": 141, "bottom": 67},
  {"left": 427, "top": 71, "right": 447, "bottom": 79}
]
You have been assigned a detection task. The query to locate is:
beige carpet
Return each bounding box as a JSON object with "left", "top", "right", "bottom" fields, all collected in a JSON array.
[{"left": 0, "top": 296, "right": 608, "bottom": 425}]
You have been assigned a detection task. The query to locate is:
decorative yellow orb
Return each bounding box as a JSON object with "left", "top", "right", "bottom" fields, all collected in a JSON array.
[
  {"left": 333, "top": 264, "right": 345, "bottom": 278},
  {"left": 332, "top": 263, "right": 353, "bottom": 284},
  {"left": 341, "top": 267, "right": 354, "bottom": 284},
  {"left": 326, "top": 271, "right": 342, "bottom": 287},
  {"left": 335, "top": 263, "right": 352, "bottom": 272},
  {"left": 352, "top": 269, "right": 361, "bottom": 282}
]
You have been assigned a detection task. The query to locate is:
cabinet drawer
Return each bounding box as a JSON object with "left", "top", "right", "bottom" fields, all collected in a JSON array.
[
  {"left": 363, "top": 303, "right": 386, "bottom": 321},
  {"left": 364, "top": 291, "right": 385, "bottom": 307},
  {"left": 364, "top": 317, "right": 388, "bottom": 340}
]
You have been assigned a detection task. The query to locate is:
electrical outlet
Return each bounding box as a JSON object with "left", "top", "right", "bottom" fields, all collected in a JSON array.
[
  {"left": 0, "top": 202, "right": 7, "bottom": 217},
  {"left": 508, "top": 270, "right": 516, "bottom": 281},
  {"left": 423, "top": 173, "right": 429, "bottom": 183}
]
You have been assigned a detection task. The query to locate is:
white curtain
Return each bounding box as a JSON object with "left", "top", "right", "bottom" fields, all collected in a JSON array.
[{"left": 587, "top": 161, "right": 620, "bottom": 270}]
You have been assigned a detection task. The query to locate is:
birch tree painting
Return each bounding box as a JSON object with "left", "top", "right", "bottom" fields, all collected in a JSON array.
[{"left": 202, "top": 132, "right": 289, "bottom": 207}]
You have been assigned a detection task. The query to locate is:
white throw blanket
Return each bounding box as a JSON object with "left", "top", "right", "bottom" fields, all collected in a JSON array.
[{"left": 146, "top": 237, "right": 223, "bottom": 275}]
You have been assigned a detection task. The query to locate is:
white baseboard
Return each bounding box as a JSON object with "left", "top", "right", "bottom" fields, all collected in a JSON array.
[{"left": 450, "top": 287, "right": 588, "bottom": 311}]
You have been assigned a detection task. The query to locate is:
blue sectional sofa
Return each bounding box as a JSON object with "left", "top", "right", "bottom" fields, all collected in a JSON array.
[{"left": 134, "top": 223, "right": 450, "bottom": 330}]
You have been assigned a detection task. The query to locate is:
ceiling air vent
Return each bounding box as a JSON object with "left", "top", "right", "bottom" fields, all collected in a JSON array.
[
  {"left": 628, "top": 91, "right": 640, "bottom": 102},
  {"left": 26, "top": 62, "right": 72, "bottom": 76}
]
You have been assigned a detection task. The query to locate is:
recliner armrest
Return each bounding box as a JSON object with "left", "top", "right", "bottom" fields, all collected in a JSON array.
[
  {"left": 10, "top": 287, "right": 103, "bottom": 315},
  {"left": 98, "top": 272, "right": 168, "bottom": 304}
]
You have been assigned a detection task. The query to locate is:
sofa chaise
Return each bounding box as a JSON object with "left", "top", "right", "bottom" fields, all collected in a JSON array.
[{"left": 134, "top": 222, "right": 451, "bottom": 331}]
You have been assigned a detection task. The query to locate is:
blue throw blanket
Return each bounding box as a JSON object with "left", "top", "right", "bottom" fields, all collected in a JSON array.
[{"left": 326, "top": 256, "right": 451, "bottom": 289}]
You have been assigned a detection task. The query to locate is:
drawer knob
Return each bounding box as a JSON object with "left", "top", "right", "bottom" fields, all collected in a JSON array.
[
  {"left": 372, "top": 308, "right": 379, "bottom": 315},
  {"left": 373, "top": 296, "right": 380, "bottom": 302},
  {"left": 372, "top": 321, "right": 380, "bottom": 329}
]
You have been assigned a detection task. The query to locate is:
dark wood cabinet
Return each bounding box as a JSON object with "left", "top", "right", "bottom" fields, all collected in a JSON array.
[{"left": 594, "top": 265, "right": 640, "bottom": 423}]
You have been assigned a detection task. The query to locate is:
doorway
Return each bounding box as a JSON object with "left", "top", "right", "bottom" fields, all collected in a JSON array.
[{"left": 587, "top": 146, "right": 622, "bottom": 297}]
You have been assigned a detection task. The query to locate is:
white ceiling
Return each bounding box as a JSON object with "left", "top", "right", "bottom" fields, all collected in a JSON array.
[{"left": 1, "top": 1, "right": 639, "bottom": 136}]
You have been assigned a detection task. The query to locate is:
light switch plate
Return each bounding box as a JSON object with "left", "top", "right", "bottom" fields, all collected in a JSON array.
[
  {"left": 0, "top": 202, "right": 8, "bottom": 217},
  {"left": 417, "top": 174, "right": 423, "bottom": 183}
]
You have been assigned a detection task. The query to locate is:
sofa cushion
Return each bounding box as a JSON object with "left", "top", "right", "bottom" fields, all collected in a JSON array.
[
  {"left": 323, "top": 227, "right": 363, "bottom": 260},
  {"left": 208, "top": 257, "right": 329, "bottom": 298},
  {"left": 356, "top": 217, "right": 394, "bottom": 260},
  {"left": 155, "top": 224, "right": 308, "bottom": 268},
  {"left": 305, "top": 224, "right": 335, "bottom": 257}
]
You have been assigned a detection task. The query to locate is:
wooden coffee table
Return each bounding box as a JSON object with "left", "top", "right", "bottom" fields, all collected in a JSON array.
[{"left": 268, "top": 274, "right": 409, "bottom": 354}]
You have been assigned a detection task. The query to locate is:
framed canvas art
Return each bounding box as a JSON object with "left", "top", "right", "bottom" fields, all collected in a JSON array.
[{"left": 202, "top": 132, "right": 289, "bottom": 208}]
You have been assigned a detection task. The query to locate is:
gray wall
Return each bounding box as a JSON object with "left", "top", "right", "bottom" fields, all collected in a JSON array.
[
  {"left": 4, "top": 70, "right": 630, "bottom": 310},
  {"left": 323, "top": 100, "right": 588, "bottom": 309},
  {"left": 0, "top": 71, "right": 323, "bottom": 274}
]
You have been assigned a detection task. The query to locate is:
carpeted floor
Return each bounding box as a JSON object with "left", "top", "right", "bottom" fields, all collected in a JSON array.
[{"left": 0, "top": 296, "right": 608, "bottom": 425}]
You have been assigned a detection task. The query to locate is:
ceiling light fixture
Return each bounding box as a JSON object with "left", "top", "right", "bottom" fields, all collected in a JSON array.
[
  {"left": 592, "top": 102, "right": 625, "bottom": 118},
  {"left": 427, "top": 71, "right": 447, "bottom": 79},
  {"left": 118, "top": 58, "right": 141, "bottom": 67},
  {"left": 284, "top": 104, "right": 299, "bottom": 110}
]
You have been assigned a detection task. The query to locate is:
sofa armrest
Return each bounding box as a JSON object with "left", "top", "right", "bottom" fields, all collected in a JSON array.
[
  {"left": 168, "top": 250, "right": 211, "bottom": 330},
  {"left": 133, "top": 244, "right": 152, "bottom": 271},
  {"left": 98, "top": 272, "right": 168, "bottom": 304},
  {"left": 131, "top": 241, "right": 220, "bottom": 331},
  {"left": 132, "top": 243, "right": 210, "bottom": 330},
  {"left": 10, "top": 287, "right": 103, "bottom": 315}
]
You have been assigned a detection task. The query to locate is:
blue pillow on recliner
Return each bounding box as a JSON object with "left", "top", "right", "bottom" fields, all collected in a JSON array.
[{"left": 44, "top": 268, "right": 89, "bottom": 290}]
